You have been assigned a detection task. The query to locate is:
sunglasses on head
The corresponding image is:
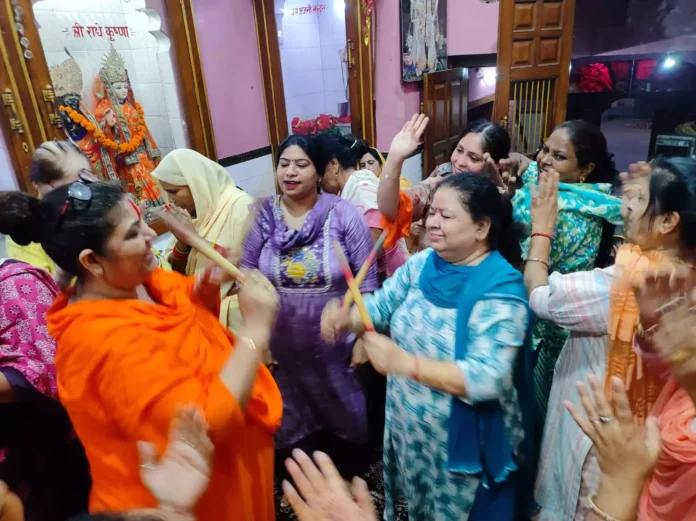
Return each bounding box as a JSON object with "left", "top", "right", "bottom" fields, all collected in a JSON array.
[{"left": 55, "top": 170, "right": 96, "bottom": 232}]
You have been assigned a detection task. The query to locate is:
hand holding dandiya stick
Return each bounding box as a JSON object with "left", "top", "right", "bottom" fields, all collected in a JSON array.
[
  {"left": 333, "top": 240, "right": 374, "bottom": 332},
  {"left": 156, "top": 205, "right": 245, "bottom": 282},
  {"left": 343, "top": 229, "right": 387, "bottom": 307}
]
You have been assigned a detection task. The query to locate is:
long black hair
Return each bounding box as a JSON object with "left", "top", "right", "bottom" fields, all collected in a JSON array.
[
  {"left": 313, "top": 133, "right": 370, "bottom": 172},
  {"left": 457, "top": 120, "right": 511, "bottom": 162},
  {"left": 276, "top": 134, "right": 327, "bottom": 175},
  {"left": 0, "top": 182, "right": 125, "bottom": 275},
  {"left": 554, "top": 120, "right": 619, "bottom": 267},
  {"left": 434, "top": 174, "right": 523, "bottom": 268},
  {"left": 644, "top": 157, "right": 696, "bottom": 254}
]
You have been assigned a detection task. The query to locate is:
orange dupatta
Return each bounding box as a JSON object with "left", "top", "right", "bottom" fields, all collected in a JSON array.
[
  {"left": 606, "top": 245, "right": 670, "bottom": 421},
  {"left": 639, "top": 379, "right": 696, "bottom": 521},
  {"left": 379, "top": 189, "right": 413, "bottom": 249}
]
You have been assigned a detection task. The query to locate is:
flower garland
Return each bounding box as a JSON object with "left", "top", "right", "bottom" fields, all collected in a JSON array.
[{"left": 58, "top": 103, "right": 147, "bottom": 154}]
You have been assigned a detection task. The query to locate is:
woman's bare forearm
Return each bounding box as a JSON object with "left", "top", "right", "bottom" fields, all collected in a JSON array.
[
  {"left": 218, "top": 327, "right": 267, "bottom": 409},
  {"left": 524, "top": 236, "right": 552, "bottom": 295},
  {"left": 378, "top": 156, "right": 406, "bottom": 222}
]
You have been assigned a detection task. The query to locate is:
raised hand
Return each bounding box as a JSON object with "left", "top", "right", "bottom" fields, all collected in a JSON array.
[
  {"left": 362, "top": 331, "right": 413, "bottom": 377},
  {"left": 530, "top": 169, "right": 559, "bottom": 236},
  {"left": 283, "top": 450, "right": 377, "bottom": 521},
  {"left": 620, "top": 161, "right": 651, "bottom": 200},
  {"left": 138, "top": 406, "right": 214, "bottom": 515},
  {"left": 483, "top": 153, "right": 517, "bottom": 198},
  {"left": 632, "top": 263, "right": 694, "bottom": 327},
  {"left": 388, "top": 114, "right": 429, "bottom": 161},
  {"left": 567, "top": 375, "right": 661, "bottom": 484},
  {"left": 161, "top": 203, "right": 197, "bottom": 245}
]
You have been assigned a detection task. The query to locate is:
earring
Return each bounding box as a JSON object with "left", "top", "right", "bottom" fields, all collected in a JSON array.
[
  {"left": 94, "top": 266, "right": 103, "bottom": 277},
  {"left": 579, "top": 177, "right": 586, "bottom": 184}
]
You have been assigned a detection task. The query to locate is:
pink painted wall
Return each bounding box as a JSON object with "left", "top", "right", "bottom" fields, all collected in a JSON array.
[
  {"left": 374, "top": 0, "right": 421, "bottom": 150},
  {"left": 447, "top": 0, "right": 499, "bottom": 56},
  {"left": 192, "top": 0, "right": 270, "bottom": 159}
]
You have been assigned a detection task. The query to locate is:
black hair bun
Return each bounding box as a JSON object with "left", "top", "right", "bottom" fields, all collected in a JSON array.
[{"left": 0, "top": 192, "right": 44, "bottom": 246}]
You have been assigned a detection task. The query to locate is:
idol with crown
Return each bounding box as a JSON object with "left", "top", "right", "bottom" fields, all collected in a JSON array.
[
  {"left": 51, "top": 54, "right": 118, "bottom": 181},
  {"left": 91, "top": 44, "right": 163, "bottom": 207}
]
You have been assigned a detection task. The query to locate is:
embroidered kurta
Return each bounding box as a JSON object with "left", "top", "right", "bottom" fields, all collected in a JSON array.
[
  {"left": 363, "top": 250, "right": 528, "bottom": 520},
  {"left": 241, "top": 193, "right": 378, "bottom": 448},
  {"left": 531, "top": 267, "right": 616, "bottom": 521}
]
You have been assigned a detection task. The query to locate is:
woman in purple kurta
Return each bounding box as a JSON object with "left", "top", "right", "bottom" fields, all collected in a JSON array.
[{"left": 241, "top": 134, "right": 378, "bottom": 479}]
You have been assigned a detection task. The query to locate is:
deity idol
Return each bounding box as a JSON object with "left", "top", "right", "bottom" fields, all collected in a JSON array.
[
  {"left": 92, "top": 44, "right": 164, "bottom": 207},
  {"left": 51, "top": 55, "right": 118, "bottom": 181}
]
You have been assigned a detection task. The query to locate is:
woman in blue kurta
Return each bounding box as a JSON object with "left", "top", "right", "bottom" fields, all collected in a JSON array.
[{"left": 322, "top": 174, "right": 536, "bottom": 520}]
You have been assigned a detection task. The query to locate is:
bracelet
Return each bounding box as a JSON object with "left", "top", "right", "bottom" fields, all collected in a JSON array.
[
  {"left": 525, "top": 257, "right": 550, "bottom": 269},
  {"left": 172, "top": 243, "right": 191, "bottom": 261},
  {"left": 585, "top": 495, "right": 627, "bottom": 521},
  {"left": 531, "top": 232, "right": 553, "bottom": 240},
  {"left": 413, "top": 355, "right": 421, "bottom": 382}
]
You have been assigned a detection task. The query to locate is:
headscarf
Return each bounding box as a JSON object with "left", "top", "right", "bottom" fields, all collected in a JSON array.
[
  {"left": 153, "top": 150, "right": 253, "bottom": 275},
  {"left": 153, "top": 150, "right": 253, "bottom": 332}
]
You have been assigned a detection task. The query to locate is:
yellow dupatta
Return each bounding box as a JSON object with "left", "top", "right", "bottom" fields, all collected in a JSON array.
[
  {"left": 153, "top": 150, "right": 253, "bottom": 332},
  {"left": 607, "top": 244, "right": 671, "bottom": 420}
]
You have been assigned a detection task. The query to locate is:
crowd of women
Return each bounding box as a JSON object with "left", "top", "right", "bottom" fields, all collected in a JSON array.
[{"left": 0, "top": 110, "right": 694, "bottom": 521}]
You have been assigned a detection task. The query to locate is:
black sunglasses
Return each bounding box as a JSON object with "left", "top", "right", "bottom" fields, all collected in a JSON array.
[{"left": 55, "top": 172, "right": 95, "bottom": 232}]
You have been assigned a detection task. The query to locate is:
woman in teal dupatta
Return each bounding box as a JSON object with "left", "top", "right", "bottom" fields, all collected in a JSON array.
[
  {"left": 511, "top": 121, "right": 623, "bottom": 427},
  {"left": 322, "top": 174, "right": 537, "bottom": 520}
]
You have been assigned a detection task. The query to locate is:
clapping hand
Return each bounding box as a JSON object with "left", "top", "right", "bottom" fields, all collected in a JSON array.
[
  {"left": 566, "top": 375, "right": 661, "bottom": 485},
  {"left": 484, "top": 153, "right": 518, "bottom": 198},
  {"left": 530, "top": 169, "right": 559, "bottom": 237},
  {"left": 160, "top": 203, "right": 197, "bottom": 246},
  {"left": 388, "top": 114, "right": 429, "bottom": 162},
  {"left": 283, "top": 450, "right": 377, "bottom": 521},
  {"left": 138, "top": 406, "right": 214, "bottom": 515}
]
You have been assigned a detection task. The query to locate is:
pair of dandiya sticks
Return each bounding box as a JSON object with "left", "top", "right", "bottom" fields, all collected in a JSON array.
[{"left": 161, "top": 204, "right": 386, "bottom": 333}]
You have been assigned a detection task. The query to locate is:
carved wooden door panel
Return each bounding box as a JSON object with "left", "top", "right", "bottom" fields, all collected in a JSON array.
[
  {"left": 494, "top": 0, "right": 577, "bottom": 154},
  {"left": 422, "top": 67, "right": 468, "bottom": 178}
]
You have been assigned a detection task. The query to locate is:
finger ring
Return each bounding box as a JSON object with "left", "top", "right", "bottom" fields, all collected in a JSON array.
[{"left": 592, "top": 416, "right": 615, "bottom": 425}]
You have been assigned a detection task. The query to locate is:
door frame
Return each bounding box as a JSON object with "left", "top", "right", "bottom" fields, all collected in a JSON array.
[
  {"left": 0, "top": 0, "right": 217, "bottom": 193},
  {"left": 252, "top": 0, "right": 376, "bottom": 163}
]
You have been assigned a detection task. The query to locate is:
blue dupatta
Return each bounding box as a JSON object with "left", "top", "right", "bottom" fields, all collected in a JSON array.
[{"left": 419, "top": 250, "right": 538, "bottom": 514}]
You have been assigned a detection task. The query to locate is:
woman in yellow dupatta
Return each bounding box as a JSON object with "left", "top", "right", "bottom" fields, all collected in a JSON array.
[{"left": 153, "top": 149, "right": 254, "bottom": 332}]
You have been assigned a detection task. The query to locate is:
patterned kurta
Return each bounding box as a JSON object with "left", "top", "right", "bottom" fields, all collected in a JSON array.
[
  {"left": 241, "top": 194, "right": 378, "bottom": 448},
  {"left": 512, "top": 163, "right": 622, "bottom": 422},
  {"left": 0, "top": 260, "right": 90, "bottom": 521},
  {"left": 531, "top": 266, "right": 615, "bottom": 521},
  {"left": 364, "top": 250, "right": 528, "bottom": 520}
]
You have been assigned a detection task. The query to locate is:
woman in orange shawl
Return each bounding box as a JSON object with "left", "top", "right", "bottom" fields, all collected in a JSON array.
[{"left": 0, "top": 181, "right": 282, "bottom": 521}]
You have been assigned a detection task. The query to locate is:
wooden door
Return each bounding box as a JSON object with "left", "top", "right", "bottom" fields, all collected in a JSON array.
[
  {"left": 494, "top": 0, "right": 577, "bottom": 154},
  {"left": 422, "top": 68, "right": 468, "bottom": 177},
  {"left": 253, "top": 0, "right": 376, "bottom": 162}
]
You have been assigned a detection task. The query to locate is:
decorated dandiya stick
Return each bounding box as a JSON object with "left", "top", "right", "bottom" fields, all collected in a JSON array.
[
  {"left": 158, "top": 205, "right": 245, "bottom": 282},
  {"left": 333, "top": 240, "right": 375, "bottom": 332},
  {"left": 343, "top": 229, "right": 387, "bottom": 307}
]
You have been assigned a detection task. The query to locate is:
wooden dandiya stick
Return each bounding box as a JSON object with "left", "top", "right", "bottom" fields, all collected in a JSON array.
[
  {"left": 343, "top": 229, "right": 387, "bottom": 307},
  {"left": 333, "top": 240, "right": 374, "bottom": 332},
  {"left": 158, "top": 205, "right": 245, "bottom": 282}
]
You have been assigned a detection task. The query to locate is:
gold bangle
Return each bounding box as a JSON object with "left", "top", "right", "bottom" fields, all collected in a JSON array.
[
  {"left": 525, "top": 257, "right": 549, "bottom": 269},
  {"left": 585, "top": 496, "right": 627, "bottom": 521},
  {"left": 174, "top": 243, "right": 191, "bottom": 255}
]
